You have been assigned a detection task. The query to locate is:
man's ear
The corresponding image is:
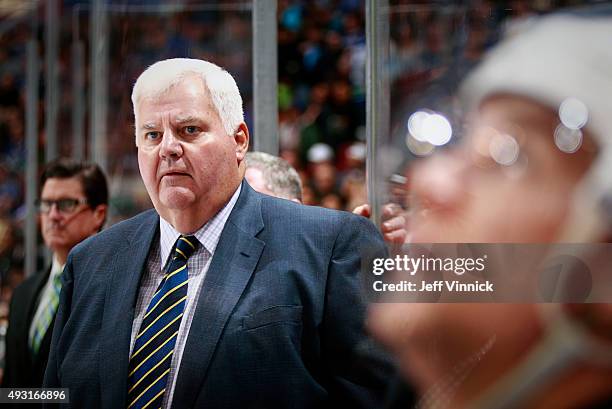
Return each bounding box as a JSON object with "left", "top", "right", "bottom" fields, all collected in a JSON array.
[
  {"left": 234, "top": 123, "right": 250, "bottom": 162},
  {"left": 93, "top": 204, "right": 108, "bottom": 232}
]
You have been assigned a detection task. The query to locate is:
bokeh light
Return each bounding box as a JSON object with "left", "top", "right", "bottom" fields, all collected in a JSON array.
[
  {"left": 407, "top": 110, "right": 431, "bottom": 142},
  {"left": 407, "top": 110, "right": 452, "bottom": 146},
  {"left": 554, "top": 124, "right": 583, "bottom": 153},
  {"left": 489, "top": 133, "right": 519, "bottom": 166},
  {"left": 559, "top": 97, "right": 588, "bottom": 130},
  {"left": 405, "top": 132, "right": 435, "bottom": 156},
  {"left": 422, "top": 114, "right": 453, "bottom": 146}
]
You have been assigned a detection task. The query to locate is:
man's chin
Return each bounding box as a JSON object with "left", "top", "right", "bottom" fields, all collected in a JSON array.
[
  {"left": 43, "top": 234, "right": 64, "bottom": 247},
  {"left": 159, "top": 188, "right": 197, "bottom": 210},
  {"left": 44, "top": 240, "right": 69, "bottom": 254}
]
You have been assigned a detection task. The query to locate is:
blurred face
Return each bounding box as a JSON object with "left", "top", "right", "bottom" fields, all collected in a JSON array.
[
  {"left": 136, "top": 74, "right": 248, "bottom": 229},
  {"left": 312, "top": 162, "right": 336, "bottom": 195},
  {"left": 40, "top": 177, "right": 105, "bottom": 260},
  {"left": 409, "top": 95, "right": 595, "bottom": 243},
  {"left": 245, "top": 167, "right": 274, "bottom": 196},
  {"left": 369, "top": 95, "right": 596, "bottom": 404}
]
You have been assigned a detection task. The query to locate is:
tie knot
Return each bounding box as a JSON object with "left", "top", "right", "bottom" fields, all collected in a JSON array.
[{"left": 173, "top": 235, "right": 199, "bottom": 260}]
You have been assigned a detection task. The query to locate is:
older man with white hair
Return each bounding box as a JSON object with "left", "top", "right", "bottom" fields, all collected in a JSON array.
[{"left": 44, "top": 59, "right": 392, "bottom": 409}]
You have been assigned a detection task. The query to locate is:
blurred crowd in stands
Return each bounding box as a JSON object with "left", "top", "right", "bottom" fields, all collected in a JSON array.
[{"left": 0, "top": 0, "right": 595, "bottom": 375}]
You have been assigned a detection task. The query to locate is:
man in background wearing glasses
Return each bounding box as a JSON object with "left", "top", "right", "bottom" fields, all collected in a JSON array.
[{"left": 2, "top": 158, "right": 107, "bottom": 394}]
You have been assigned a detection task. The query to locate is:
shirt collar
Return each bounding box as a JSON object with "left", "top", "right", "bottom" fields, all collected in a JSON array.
[
  {"left": 50, "top": 255, "right": 65, "bottom": 278},
  {"left": 159, "top": 184, "right": 242, "bottom": 268}
]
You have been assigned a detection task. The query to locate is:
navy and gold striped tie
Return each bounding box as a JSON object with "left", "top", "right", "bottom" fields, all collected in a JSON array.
[{"left": 127, "top": 235, "right": 198, "bottom": 409}]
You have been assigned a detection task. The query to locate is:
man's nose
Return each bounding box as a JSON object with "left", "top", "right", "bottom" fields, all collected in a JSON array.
[
  {"left": 159, "top": 129, "right": 183, "bottom": 159},
  {"left": 47, "top": 204, "right": 64, "bottom": 220},
  {"left": 410, "top": 152, "right": 468, "bottom": 212}
]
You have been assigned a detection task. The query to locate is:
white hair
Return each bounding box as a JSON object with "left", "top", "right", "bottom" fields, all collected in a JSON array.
[
  {"left": 131, "top": 58, "right": 244, "bottom": 136},
  {"left": 245, "top": 152, "right": 303, "bottom": 201}
]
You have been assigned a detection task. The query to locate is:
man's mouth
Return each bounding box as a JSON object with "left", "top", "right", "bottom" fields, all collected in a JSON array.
[{"left": 161, "top": 170, "right": 190, "bottom": 178}]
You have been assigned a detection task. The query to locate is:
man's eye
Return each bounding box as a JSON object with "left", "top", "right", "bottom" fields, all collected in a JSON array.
[
  {"left": 57, "top": 199, "right": 79, "bottom": 212},
  {"left": 145, "top": 131, "right": 161, "bottom": 140},
  {"left": 184, "top": 126, "right": 199, "bottom": 135}
]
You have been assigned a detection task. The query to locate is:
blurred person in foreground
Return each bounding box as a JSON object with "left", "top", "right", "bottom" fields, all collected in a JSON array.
[
  {"left": 245, "top": 151, "right": 407, "bottom": 244},
  {"left": 3, "top": 159, "right": 108, "bottom": 393},
  {"left": 369, "top": 14, "right": 612, "bottom": 409},
  {"left": 44, "top": 59, "right": 391, "bottom": 409}
]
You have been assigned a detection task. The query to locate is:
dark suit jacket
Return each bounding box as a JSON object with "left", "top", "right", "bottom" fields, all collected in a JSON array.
[
  {"left": 3, "top": 267, "right": 54, "bottom": 408},
  {"left": 44, "top": 181, "right": 392, "bottom": 408},
  {"left": 4, "top": 267, "right": 54, "bottom": 388}
]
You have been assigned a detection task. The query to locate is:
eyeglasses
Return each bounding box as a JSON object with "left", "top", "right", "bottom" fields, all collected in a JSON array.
[{"left": 36, "top": 198, "right": 89, "bottom": 214}]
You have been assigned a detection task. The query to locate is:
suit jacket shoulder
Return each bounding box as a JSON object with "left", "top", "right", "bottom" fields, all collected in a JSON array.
[
  {"left": 69, "top": 209, "right": 159, "bottom": 261},
  {"left": 255, "top": 191, "right": 384, "bottom": 249}
]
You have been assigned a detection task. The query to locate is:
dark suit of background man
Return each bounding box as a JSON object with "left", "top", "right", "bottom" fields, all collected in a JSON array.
[
  {"left": 44, "top": 58, "right": 391, "bottom": 409},
  {"left": 3, "top": 159, "right": 108, "bottom": 396}
]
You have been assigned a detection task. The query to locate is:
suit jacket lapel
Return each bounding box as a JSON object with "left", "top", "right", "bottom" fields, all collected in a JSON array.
[
  {"left": 26, "top": 267, "right": 52, "bottom": 324},
  {"left": 172, "top": 182, "right": 265, "bottom": 409},
  {"left": 100, "top": 210, "right": 159, "bottom": 409},
  {"left": 21, "top": 268, "right": 51, "bottom": 366}
]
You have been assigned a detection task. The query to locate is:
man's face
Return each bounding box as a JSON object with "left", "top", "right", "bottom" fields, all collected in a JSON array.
[
  {"left": 40, "top": 177, "right": 104, "bottom": 257},
  {"left": 135, "top": 75, "right": 247, "bottom": 223},
  {"left": 408, "top": 95, "right": 595, "bottom": 243},
  {"left": 369, "top": 95, "right": 596, "bottom": 400}
]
